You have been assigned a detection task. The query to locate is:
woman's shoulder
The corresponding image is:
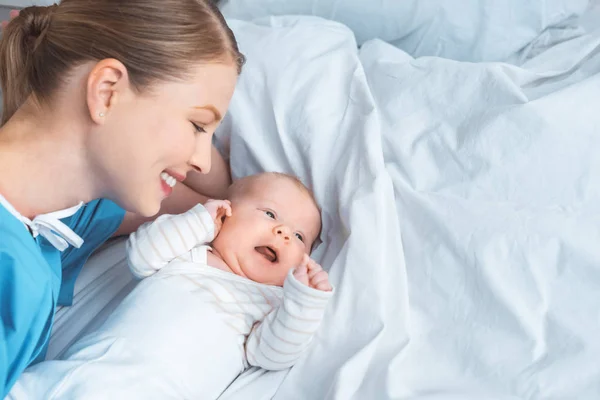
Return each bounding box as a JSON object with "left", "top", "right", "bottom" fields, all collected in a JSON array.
[
  {"left": 0, "top": 203, "right": 35, "bottom": 253},
  {"left": 0, "top": 204, "right": 56, "bottom": 279},
  {"left": 58, "top": 199, "right": 126, "bottom": 306}
]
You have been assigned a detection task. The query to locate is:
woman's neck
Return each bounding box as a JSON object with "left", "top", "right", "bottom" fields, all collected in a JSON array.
[{"left": 0, "top": 107, "right": 98, "bottom": 219}]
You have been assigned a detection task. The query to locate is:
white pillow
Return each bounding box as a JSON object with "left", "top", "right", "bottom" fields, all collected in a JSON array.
[{"left": 219, "top": 0, "right": 590, "bottom": 62}]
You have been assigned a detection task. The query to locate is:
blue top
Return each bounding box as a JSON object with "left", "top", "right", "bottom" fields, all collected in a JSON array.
[{"left": 0, "top": 199, "right": 125, "bottom": 397}]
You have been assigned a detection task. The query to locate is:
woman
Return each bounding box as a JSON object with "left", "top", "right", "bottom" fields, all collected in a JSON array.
[{"left": 0, "top": 0, "right": 244, "bottom": 396}]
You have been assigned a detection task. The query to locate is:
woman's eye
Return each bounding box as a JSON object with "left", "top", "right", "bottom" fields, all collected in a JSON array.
[
  {"left": 192, "top": 122, "right": 206, "bottom": 133},
  {"left": 265, "top": 211, "right": 275, "bottom": 219},
  {"left": 294, "top": 233, "right": 304, "bottom": 242}
]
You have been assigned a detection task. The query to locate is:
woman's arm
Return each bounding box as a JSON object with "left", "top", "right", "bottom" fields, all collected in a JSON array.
[{"left": 113, "top": 145, "right": 231, "bottom": 237}]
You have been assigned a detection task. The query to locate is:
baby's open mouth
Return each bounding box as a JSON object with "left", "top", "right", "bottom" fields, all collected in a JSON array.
[{"left": 255, "top": 246, "right": 277, "bottom": 263}]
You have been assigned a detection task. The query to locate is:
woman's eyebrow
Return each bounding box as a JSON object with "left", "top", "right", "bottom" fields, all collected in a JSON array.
[{"left": 194, "top": 105, "right": 222, "bottom": 122}]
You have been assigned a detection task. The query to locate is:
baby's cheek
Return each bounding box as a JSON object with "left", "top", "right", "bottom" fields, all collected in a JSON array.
[
  {"left": 291, "top": 251, "right": 305, "bottom": 269},
  {"left": 274, "top": 264, "right": 290, "bottom": 283}
]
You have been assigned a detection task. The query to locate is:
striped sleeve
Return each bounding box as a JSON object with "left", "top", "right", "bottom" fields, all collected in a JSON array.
[
  {"left": 126, "top": 203, "right": 215, "bottom": 279},
  {"left": 245, "top": 269, "right": 333, "bottom": 370}
]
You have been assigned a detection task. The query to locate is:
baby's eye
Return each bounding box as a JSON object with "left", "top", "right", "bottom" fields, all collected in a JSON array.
[
  {"left": 265, "top": 211, "right": 275, "bottom": 219},
  {"left": 294, "top": 233, "right": 304, "bottom": 242}
]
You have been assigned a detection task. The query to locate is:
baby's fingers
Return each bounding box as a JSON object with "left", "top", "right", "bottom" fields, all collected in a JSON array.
[
  {"left": 310, "top": 270, "right": 332, "bottom": 292},
  {"left": 306, "top": 259, "right": 324, "bottom": 280},
  {"left": 221, "top": 202, "right": 232, "bottom": 217},
  {"left": 216, "top": 205, "right": 227, "bottom": 219},
  {"left": 293, "top": 263, "right": 309, "bottom": 286}
]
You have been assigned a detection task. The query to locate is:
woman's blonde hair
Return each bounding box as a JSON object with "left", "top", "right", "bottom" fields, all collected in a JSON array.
[{"left": 0, "top": 0, "right": 245, "bottom": 125}]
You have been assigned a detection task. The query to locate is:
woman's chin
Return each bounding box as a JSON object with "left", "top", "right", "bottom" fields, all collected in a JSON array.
[
  {"left": 129, "top": 196, "right": 162, "bottom": 218},
  {"left": 143, "top": 201, "right": 162, "bottom": 218}
]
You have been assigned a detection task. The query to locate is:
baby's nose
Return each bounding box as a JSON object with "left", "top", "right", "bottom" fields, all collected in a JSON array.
[{"left": 273, "top": 225, "right": 291, "bottom": 241}]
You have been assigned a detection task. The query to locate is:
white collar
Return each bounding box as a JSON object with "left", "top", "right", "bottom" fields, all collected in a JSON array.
[{"left": 0, "top": 194, "right": 84, "bottom": 252}]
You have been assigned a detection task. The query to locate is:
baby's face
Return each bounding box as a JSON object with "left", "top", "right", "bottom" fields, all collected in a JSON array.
[{"left": 211, "top": 177, "right": 321, "bottom": 286}]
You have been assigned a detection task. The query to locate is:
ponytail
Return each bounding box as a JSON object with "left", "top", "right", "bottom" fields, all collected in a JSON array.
[{"left": 0, "top": 6, "right": 57, "bottom": 125}]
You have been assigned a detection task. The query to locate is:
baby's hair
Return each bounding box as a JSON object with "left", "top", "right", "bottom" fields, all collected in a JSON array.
[{"left": 228, "top": 172, "right": 319, "bottom": 210}]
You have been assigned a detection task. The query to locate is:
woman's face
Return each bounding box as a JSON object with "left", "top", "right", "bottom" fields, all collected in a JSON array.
[{"left": 90, "top": 63, "right": 238, "bottom": 217}]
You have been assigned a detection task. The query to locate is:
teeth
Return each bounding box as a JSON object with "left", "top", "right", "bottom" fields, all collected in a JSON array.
[{"left": 160, "top": 172, "right": 177, "bottom": 188}]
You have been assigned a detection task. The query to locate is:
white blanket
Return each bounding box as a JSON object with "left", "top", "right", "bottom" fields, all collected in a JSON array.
[{"left": 214, "top": 15, "right": 600, "bottom": 399}]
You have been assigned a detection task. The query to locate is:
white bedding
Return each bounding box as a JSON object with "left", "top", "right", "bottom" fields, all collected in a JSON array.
[
  {"left": 218, "top": 13, "right": 600, "bottom": 400},
  {"left": 41, "top": 4, "right": 600, "bottom": 400},
  {"left": 48, "top": 238, "right": 134, "bottom": 360},
  {"left": 219, "top": 0, "right": 590, "bottom": 63}
]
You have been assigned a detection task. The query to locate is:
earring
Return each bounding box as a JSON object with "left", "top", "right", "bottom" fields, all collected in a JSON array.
[{"left": 98, "top": 111, "right": 105, "bottom": 117}]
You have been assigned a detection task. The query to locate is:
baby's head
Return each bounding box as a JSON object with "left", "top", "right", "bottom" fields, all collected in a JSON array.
[{"left": 211, "top": 172, "right": 321, "bottom": 286}]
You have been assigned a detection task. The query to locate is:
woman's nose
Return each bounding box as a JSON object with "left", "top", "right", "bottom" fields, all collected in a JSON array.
[
  {"left": 189, "top": 134, "right": 212, "bottom": 174},
  {"left": 273, "top": 225, "right": 291, "bottom": 241}
]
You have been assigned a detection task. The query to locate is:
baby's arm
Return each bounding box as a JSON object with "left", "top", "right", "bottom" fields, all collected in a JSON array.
[
  {"left": 245, "top": 263, "right": 333, "bottom": 370},
  {"left": 126, "top": 202, "right": 227, "bottom": 279}
]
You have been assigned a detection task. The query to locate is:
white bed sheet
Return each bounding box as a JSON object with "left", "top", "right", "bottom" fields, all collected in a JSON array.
[
  {"left": 43, "top": 5, "right": 600, "bottom": 400},
  {"left": 580, "top": 0, "right": 600, "bottom": 32},
  {"left": 215, "top": 15, "right": 600, "bottom": 400},
  {"left": 47, "top": 238, "right": 135, "bottom": 360}
]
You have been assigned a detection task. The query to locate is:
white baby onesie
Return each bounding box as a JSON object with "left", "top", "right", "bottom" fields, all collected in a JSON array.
[{"left": 8, "top": 204, "right": 332, "bottom": 400}]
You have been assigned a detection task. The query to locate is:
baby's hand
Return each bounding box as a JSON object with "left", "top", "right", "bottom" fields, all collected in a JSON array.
[
  {"left": 293, "top": 254, "right": 332, "bottom": 292},
  {"left": 203, "top": 199, "right": 232, "bottom": 236}
]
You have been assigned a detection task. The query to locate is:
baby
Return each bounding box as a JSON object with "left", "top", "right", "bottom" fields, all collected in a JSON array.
[{"left": 9, "top": 172, "right": 333, "bottom": 400}]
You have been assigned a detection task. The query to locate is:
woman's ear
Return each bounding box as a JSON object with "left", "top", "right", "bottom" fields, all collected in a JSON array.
[{"left": 86, "top": 58, "right": 129, "bottom": 124}]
